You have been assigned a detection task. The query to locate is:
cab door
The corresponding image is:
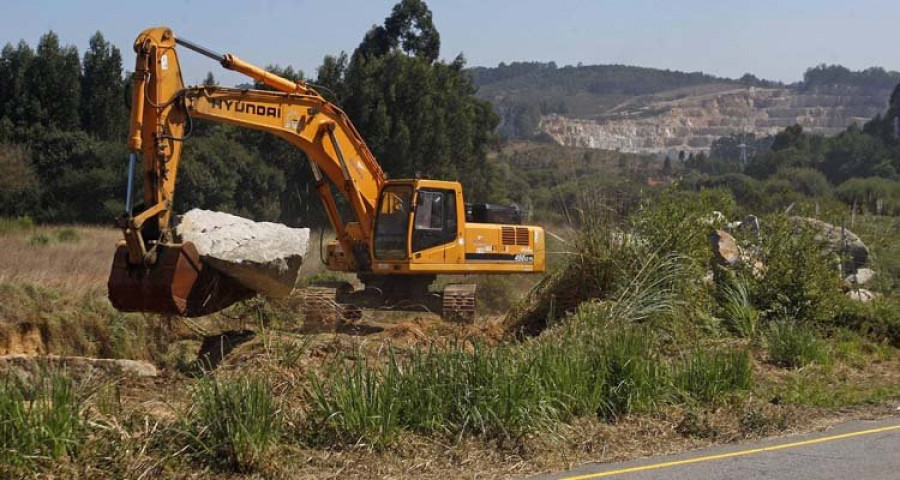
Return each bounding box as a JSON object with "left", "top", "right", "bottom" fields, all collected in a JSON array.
[{"left": 411, "top": 188, "right": 459, "bottom": 263}]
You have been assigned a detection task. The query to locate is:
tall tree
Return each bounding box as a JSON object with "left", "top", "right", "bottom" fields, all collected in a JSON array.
[
  {"left": 27, "top": 31, "right": 81, "bottom": 130},
  {"left": 341, "top": 0, "right": 498, "bottom": 200},
  {"left": 80, "top": 31, "right": 126, "bottom": 140},
  {"left": 0, "top": 41, "right": 39, "bottom": 128}
]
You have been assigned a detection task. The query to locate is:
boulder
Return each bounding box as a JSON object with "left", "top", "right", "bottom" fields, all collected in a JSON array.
[
  {"left": 846, "top": 289, "right": 877, "bottom": 303},
  {"left": 710, "top": 229, "right": 741, "bottom": 266},
  {"left": 175, "top": 209, "right": 310, "bottom": 297},
  {"left": 789, "top": 217, "right": 869, "bottom": 272},
  {"left": 844, "top": 268, "right": 876, "bottom": 287}
]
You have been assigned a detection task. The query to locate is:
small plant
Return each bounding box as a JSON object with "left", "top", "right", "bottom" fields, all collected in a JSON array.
[
  {"left": 0, "top": 372, "right": 85, "bottom": 473},
  {"left": 766, "top": 320, "right": 831, "bottom": 368},
  {"left": 674, "top": 349, "right": 753, "bottom": 403},
  {"left": 28, "top": 233, "right": 52, "bottom": 247},
  {"left": 181, "top": 377, "right": 279, "bottom": 473},
  {"left": 719, "top": 278, "right": 760, "bottom": 340},
  {"left": 56, "top": 228, "right": 80, "bottom": 243}
]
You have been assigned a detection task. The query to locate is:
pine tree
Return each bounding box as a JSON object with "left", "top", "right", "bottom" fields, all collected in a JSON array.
[
  {"left": 0, "top": 41, "right": 39, "bottom": 127},
  {"left": 80, "top": 31, "right": 126, "bottom": 140},
  {"left": 27, "top": 31, "right": 81, "bottom": 130}
]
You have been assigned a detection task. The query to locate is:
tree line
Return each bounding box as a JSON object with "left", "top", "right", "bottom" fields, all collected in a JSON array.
[{"left": 0, "top": 0, "right": 501, "bottom": 227}]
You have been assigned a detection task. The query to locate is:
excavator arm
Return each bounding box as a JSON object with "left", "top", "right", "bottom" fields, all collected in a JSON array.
[
  {"left": 121, "top": 27, "right": 384, "bottom": 269},
  {"left": 111, "top": 27, "right": 386, "bottom": 315}
]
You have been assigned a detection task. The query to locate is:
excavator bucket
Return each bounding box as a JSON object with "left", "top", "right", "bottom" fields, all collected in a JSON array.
[{"left": 108, "top": 242, "right": 254, "bottom": 317}]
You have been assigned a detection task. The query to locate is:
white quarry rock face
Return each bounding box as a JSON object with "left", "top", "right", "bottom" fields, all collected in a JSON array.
[
  {"left": 533, "top": 85, "right": 891, "bottom": 155},
  {"left": 175, "top": 209, "right": 310, "bottom": 297}
]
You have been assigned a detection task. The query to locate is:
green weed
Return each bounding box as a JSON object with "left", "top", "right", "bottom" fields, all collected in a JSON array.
[
  {"left": 766, "top": 321, "right": 831, "bottom": 368},
  {"left": 0, "top": 372, "right": 85, "bottom": 473},
  {"left": 180, "top": 377, "right": 280, "bottom": 473}
]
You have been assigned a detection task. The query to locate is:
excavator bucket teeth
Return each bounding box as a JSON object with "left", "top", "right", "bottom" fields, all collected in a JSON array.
[{"left": 107, "top": 242, "right": 254, "bottom": 317}]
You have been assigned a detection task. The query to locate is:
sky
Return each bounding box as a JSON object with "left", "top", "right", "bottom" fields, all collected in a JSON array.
[{"left": 1, "top": 0, "right": 898, "bottom": 86}]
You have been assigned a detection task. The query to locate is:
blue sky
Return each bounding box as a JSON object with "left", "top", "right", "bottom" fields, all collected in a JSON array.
[{"left": 2, "top": 0, "right": 898, "bottom": 86}]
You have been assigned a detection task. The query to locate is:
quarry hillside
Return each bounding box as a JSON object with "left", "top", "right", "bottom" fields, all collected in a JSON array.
[{"left": 471, "top": 63, "right": 900, "bottom": 155}]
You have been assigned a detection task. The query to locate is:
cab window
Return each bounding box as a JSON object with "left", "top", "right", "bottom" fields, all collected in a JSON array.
[{"left": 412, "top": 189, "right": 457, "bottom": 252}]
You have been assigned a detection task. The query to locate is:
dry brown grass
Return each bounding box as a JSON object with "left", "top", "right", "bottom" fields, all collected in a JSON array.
[{"left": 0, "top": 224, "right": 118, "bottom": 292}]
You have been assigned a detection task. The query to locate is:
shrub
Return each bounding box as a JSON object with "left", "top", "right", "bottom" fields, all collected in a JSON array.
[
  {"left": 745, "top": 216, "right": 843, "bottom": 325},
  {"left": 56, "top": 228, "right": 80, "bottom": 243},
  {"left": 28, "top": 233, "right": 51, "bottom": 247},
  {"left": 180, "top": 377, "right": 279, "bottom": 473},
  {"left": 766, "top": 321, "right": 831, "bottom": 368},
  {"left": 0, "top": 372, "right": 85, "bottom": 473},
  {"left": 674, "top": 349, "right": 753, "bottom": 403}
]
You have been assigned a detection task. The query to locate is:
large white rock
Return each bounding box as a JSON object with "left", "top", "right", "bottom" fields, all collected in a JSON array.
[{"left": 175, "top": 209, "right": 310, "bottom": 297}]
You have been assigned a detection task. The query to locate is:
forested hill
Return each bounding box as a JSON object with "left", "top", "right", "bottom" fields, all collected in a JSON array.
[{"left": 470, "top": 62, "right": 900, "bottom": 153}]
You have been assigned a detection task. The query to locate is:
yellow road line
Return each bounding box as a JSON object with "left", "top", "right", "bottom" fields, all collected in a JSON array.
[{"left": 560, "top": 424, "right": 900, "bottom": 480}]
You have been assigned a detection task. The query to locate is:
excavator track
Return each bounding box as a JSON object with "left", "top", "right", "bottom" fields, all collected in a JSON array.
[
  {"left": 296, "top": 286, "right": 361, "bottom": 330},
  {"left": 442, "top": 283, "right": 477, "bottom": 324}
]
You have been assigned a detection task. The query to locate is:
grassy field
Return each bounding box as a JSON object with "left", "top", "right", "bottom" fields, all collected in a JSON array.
[{"left": 0, "top": 201, "right": 899, "bottom": 478}]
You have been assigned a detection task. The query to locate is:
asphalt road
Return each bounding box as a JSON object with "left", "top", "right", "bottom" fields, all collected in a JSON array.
[{"left": 532, "top": 417, "right": 900, "bottom": 480}]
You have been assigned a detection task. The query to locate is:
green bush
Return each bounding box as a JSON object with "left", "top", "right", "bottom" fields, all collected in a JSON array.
[
  {"left": 835, "top": 298, "right": 900, "bottom": 347},
  {"left": 180, "top": 377, "right": 279, "bottom": 473},
  {"left": 744, "top": 216, "right": 843, "bottom": 325},
  {"left": 766, "top": 321, "right": 831, "bottom": 368},
  {"left": 0, "top": 372, "right": 85, "bottom": 473}
]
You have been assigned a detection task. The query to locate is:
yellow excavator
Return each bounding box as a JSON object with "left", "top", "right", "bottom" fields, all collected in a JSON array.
[{"left": 108, "top": 27, "right": 545, "bottom": 322}]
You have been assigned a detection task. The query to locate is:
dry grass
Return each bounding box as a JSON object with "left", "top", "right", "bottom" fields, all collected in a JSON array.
[{"left": 0, "top": 224, "right": 118, "bottom": 292}]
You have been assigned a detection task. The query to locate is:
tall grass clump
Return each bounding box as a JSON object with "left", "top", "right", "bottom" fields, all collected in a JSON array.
[
  {"left": 766, "top": 321, "right": 831, "bottom": 368},
  {"left": 508, "top": 189, "right": 723, "bottom": 336},
  {"left": 308, "top": 343, "right": 559, "bottom": 446},
  {"left": 307, "top": 357, "right": 402, "bottom": 447},
  {"left": 180, "top": 376, "right": 279, "bottom": 473},
  {"left": 718, "top": 277, "right": 760, "bottom": 340},
  {"left": 0, "top": 372, "right": 85, "bottom": 473},
  {"left": 597, "top": 326, "right": 665, "bottom": 420},
  {"left": 674, "top": 349, "right": 753, "bottom": 403}
]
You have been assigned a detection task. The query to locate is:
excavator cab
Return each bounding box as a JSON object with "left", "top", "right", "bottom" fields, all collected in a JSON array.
[{"left": 372, "top": 181, "right": 462, "bottom": 265}]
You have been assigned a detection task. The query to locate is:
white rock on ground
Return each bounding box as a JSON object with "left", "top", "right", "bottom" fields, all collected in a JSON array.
[
  {"left": 175, "top": 209, "right": 310, "bottom": 297},
  {"left": 0, "top": 354, "right": 158, "bottom": 378},
  {"left": 847, "top": 289, "right": 878, "bottom": 303},
  {"left": 844, "top": 268, "right": 876, "bottom": 287}
]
